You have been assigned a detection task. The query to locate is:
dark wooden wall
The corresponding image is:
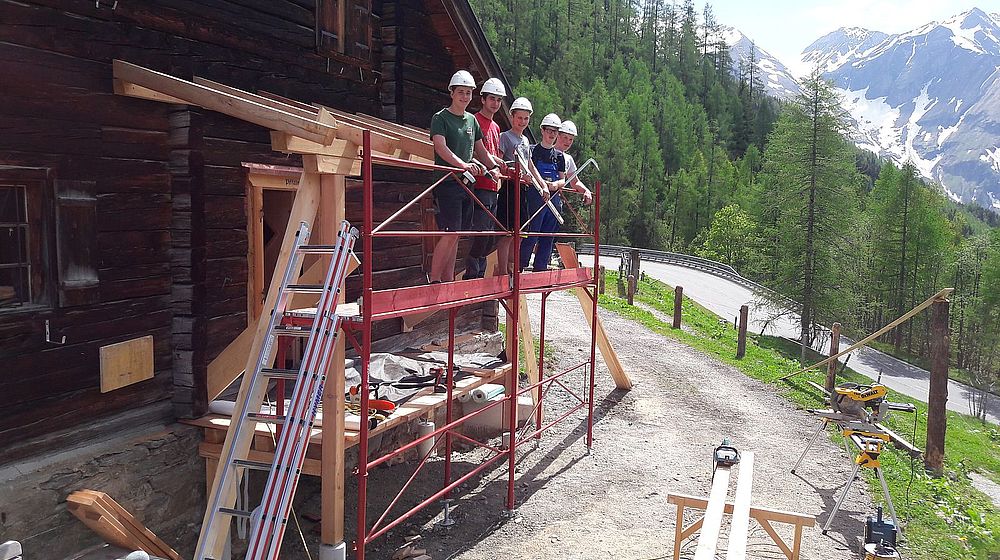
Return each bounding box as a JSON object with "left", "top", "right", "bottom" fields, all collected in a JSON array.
[{"left": 0, "top": 0, "right": 489, "bottom": 456}]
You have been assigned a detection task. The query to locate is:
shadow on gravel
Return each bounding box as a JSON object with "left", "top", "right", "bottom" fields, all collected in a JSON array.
[
  {"left": 793, "top": 471, "right": 865, "bottom": 553},
  {"left": 303, "top": 388, "right": 631, "bottom": 559}
]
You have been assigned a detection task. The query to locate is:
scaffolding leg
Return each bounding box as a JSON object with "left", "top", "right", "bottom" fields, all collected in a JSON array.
[
  {"left": 822, "top": 459, "right": 862, "bottom": 534},
  {"left": 877, "top": 467, "right": 902, "bottom": 533},
  {"left": 791, "top": 421, "right": 827, "bottom": 474}
]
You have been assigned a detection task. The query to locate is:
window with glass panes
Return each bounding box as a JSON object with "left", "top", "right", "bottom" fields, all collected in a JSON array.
[{"left": 0, "top": 183, "right": 38, "bottom": 308}]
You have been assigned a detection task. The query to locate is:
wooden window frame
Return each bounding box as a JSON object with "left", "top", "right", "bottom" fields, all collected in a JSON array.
[
  {"left": 0, "top": 167, "right": 53, "bottom": 313},
  {"left": 316, "top": 0, "right": 374, "bottom": 68}
]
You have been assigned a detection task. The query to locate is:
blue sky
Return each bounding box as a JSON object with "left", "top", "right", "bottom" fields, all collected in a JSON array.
[{"left": 697, "top": 1, "right": 1000, "bottom": 73}]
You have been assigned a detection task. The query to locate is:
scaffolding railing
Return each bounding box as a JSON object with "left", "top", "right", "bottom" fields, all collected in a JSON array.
[{"left": 346, "top": 130, "right": 603, "bottom": 560}]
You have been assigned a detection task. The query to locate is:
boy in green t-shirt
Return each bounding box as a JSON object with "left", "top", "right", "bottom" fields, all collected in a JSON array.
[{"left": 428, "top": 70, "right": 495, "bottom": 283}]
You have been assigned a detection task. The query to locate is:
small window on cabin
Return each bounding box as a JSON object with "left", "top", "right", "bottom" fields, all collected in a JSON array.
[
  {"left": 316, "top": 0, "right": 374, "bottom": 66},
  {"left": 0, "top": 182, "right": 46, "bottom": 310}
]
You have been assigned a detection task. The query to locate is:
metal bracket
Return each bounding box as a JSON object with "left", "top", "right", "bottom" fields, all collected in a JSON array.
[{"left": 45, "top": 320, "right": 66, "bottom": 345}]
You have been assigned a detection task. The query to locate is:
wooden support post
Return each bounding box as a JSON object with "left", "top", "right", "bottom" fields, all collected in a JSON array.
[
  {"left": 925, "top": 296, "right": 950, "bottom": 476},
  {"left": 826, "top": 322, "right": 841, "bottom": 393},
  {"left": 736, "top": 305, "right": 749, "bottom": 359},
  {"left": 629, "top": 248, "right": 640, "bottom": 283},
  {"left": 672, "top": 286, "right": 683, "bottom": 329},
  {"left": 555, "top": 244, "right": 633, "bottom": 390},
  {"left": 627, "top": 275, "right": 636, "bottom": 305},
  {"left": 518, "top": 295, "right": 540, "bottom": 404},
  {"left": 320, "top": 174, "right": 347, "bottom": 550}
]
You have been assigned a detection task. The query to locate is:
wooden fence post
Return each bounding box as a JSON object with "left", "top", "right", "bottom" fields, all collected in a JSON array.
[
  {"left": 598, "top": 266, "right": 606, "bottom": 294},
  {"left": 627, "top": 275, "right": 636, "bottom": 305},
  {"left": 825, "top": 322, "right": 841, "bottom": 393},
  {"left": 672, "top": 286, "right": 683, "bottom": 329},
  {"left": 736, "top": 305, "right": 748, "bottom": 359},
  {"left": 925, "top": 297, "right": 950, "bottom": 476}
]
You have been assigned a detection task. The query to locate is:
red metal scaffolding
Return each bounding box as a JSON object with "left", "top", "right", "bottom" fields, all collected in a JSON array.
[{"left": 345, "top": 130, "right": 603, "bottom": 560}]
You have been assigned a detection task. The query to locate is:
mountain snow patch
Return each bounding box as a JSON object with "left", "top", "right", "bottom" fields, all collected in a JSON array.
[{"left": 980, "top": 147, "right": 1000, "bottom": 173}]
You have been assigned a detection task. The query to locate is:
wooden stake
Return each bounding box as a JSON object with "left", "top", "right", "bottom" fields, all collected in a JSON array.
[
  {"left": 825, "top": 323, "right": 841, "bottom": 393},
  {"left": 672, "top": 286, "right": 683, "bottom": 329},
  {"left": 925, "top": 297, "right": 950, "bottom": 476},
  {"left": 780, "top": 288, "right": 953, "bottom": 381},
  {"left": 736, "top": 305, "right": 748, "bottom": 359}
]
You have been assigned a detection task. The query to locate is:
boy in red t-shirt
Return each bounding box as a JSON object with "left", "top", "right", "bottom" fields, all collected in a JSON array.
[{"left": 465, "top": 78, "right": 508, "bottom": 278}]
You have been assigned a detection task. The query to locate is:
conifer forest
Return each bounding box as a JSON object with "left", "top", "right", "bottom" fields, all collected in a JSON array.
[{"left": 470, "top": 0, "right": 1000, "bottom": 411}]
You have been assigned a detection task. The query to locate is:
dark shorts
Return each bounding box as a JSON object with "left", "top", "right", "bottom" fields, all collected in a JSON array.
[
  {"left": 497, "top": 183, "right": 529, "bottom": 230},
  {"left": 433, "top": 179, "right": 473, "bottom": 231}
]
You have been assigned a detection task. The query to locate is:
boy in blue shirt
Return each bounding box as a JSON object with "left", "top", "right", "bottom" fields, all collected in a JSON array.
[{"left": 518, "top": 113, "right": 566, "bottom": 272}]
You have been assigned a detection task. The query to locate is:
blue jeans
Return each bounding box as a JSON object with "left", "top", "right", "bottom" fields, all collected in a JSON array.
[{"left": 519, "top": 190, "right": 561, "bottom": 271}]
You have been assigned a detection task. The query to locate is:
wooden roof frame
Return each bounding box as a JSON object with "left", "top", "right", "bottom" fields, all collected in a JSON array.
[{"left": 112, "top": 60, "right": 434, "bottom": 174}]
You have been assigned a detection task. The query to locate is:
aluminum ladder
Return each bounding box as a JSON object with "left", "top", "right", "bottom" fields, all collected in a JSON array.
[{"left": 195, "top": 220, "right": 358, "bottom": 560}]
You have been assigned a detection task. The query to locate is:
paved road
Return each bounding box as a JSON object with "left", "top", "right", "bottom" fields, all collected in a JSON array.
[{"left": 579, "top": 255, "right": 1000, "bottom": 425}]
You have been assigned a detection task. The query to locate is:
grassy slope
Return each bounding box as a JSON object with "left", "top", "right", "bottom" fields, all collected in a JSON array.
[{"left": 598, "top": 274, "right": 1000, "bottom": 559}]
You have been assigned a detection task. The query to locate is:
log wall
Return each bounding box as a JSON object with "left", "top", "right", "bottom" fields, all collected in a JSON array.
[{"left": 0, "top": 0, "right": 484, "bottom": 457}]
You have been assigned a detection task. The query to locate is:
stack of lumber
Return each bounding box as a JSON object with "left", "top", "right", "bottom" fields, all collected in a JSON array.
[{"left": 66, "top": 490, "right": 181, "bottom": 560}]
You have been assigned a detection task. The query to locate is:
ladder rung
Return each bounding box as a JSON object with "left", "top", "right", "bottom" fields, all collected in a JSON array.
[
  {"left": 247, "top": 412, "right": 286, "bottom": 424},
  {"left": 273, "top": 325, "right": 311, "bottom": 337},
  {"left": 261, "top": 367, "right": 300, "bottom": 380},
  {"left": 232, "top": 458, "right": 273, "bottom": 471},
  {"left": 219, "top": 507, "right": 253, "bottom": 518},
  {"left": 286, "top": 284, "right": 328, "bottom": 293},
  {"left": 297, "top": 245, "right": 343, "bottom": 254}
]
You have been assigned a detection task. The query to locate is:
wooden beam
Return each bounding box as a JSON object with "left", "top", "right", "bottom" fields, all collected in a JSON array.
[
  {"left": 666, "top": 493, "right": 816, "bottom": 526},
  {"left": 694, "top": 466, "right": 732, "bottom": 560},
  {"left": 317, "top": 105, "right": 435, "bottom": 160},
  {"left": 555, "top": 244, "right": 633, "bottom": 390},
  {"left": 207, "top": 325, "right": 256, "bottom": 400},
  {"left": 113, "top": 60, "right": 338, "bottom": 145},
  {"left": 726, "top": 452, "right": 755, "bottom": 560},
  {"left": 518, "top": 294, "right": 539, "bottom": 405},
  {"left": 197, "top": 170, "right": 322, "bottom": 558},
  {"left": 780, "top": 288, "right": 954, "bottom": 380},
  {"left": 320, "top": 174, "right": 348, "bottom": 548},
  {"left": 193, "top": 76, "right": 322, "bottom": 120},
  {"left": 113, "top": 79, "right": 188, "bottom": 104},
  {"left": 304, "top": 153, "right": 362, "bottom": 177}
]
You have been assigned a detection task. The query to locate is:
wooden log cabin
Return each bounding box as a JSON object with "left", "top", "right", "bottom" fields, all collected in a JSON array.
[{"left": 0, "top": 0, "right": 512, "bottom": 462}]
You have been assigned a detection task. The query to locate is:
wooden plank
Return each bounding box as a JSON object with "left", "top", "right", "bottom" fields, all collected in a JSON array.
[
  {"left": 66, "top": 492, "right": 134, "bottom": 551},
  {"left": 99, "top": 335, "right": 154, "bottom": 393},
  {"left": 555, "top": 244, "right": 633, "bottom": 390},
  {"left": 200, "top": 442, "right": 322, "bottom": 477},
  {"left": 518, "top": 295, "right": 539, "bottom": 405},
  {"left": 112, "top": 60, "right": 337, "bottom": 146},
  {"left": 197, "top": 171, "right": 322, "bottom": 559},
  {"left": 694, "top": 466, "right": 732, "bottom": 560},
  {"left": 781, "top": 288, "right": 954, "bottom": 380},
  {"left": 726, "top": 452, "right": 755, "bottom": 560},
  {"left": 875, "top": 422, "right": 924, "bottom": 458},
  {"left": 316, "top": 105, "right": 434, "bottom": 160},
  {"left": 304, "top": 154, "right": 362, "bottom": 176}
]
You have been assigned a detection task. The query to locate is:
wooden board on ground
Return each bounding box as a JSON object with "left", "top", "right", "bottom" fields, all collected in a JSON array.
[
  {"left": 67, "top": 490, "right": 181, "bottom": 559},
  {"left": 554, "top": 243, "right": 632, "bottom": 390},
  {"left": 99, "top": 336, "right": 154, "bottom": 393}
]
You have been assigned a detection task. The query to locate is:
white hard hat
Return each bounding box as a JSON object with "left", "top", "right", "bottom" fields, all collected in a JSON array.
[
  {"left": 510, "top": 97, "right": 533, "bottom": 114},
  {"left": 449, "top": 70, "right": 476, "bottom": 89},
  {"left": 540, "top": 113, "right": 561, "bottom": 129},
  {"left": 480, "top": 77, "right": 506, "bottom": 97},
  {"left": 558, "top": 120, "right": 578, "bottom": 136}
]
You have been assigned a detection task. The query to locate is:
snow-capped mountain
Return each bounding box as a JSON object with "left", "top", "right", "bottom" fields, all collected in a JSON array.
[
  {"left": 800, "top": 27, "right": 889, "bottom": 74},
  {"left": 804, "top": 8, "right": 1000, "bottom": 209},
  {"left": 720, "top": 26, "right": 801, "bottom": 99}
]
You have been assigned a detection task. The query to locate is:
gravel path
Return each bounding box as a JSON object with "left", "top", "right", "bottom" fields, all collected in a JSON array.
[{"left": 351, "top": 291, "right": 871, "bottom": 559}]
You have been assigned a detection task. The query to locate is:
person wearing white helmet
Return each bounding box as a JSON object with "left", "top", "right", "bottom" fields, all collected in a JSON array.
[
  {"left": 494, "top": 96, "right": 533, "bottom": 275},
  {"left": 465, "top": 77, "right": 509, "bottom": 279},
  {"left": 555, "top": 120, "right": 593, "bottom": 204},
  {"left": 519, "top": 113, "right": 567, "bottom": 272},
  {"left": 428, "top": 69, "right": 496, "bottom": 283}
]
